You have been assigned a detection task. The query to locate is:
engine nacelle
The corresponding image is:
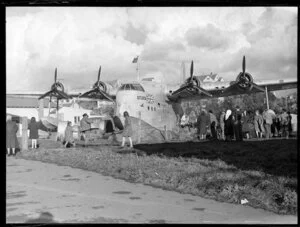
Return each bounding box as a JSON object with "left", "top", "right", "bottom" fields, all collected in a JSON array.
[
  {"left": 51, "top": 82, "right": 64, "bottom": 92},
  {"left": 93, "top": 81, "right": 107, "bottom": 93},
  {"left": 185, "top": 77, "right": 201, "bottom": 87},
  {"left": 236, "top": 72, "right": 253, "bottom": 90}
]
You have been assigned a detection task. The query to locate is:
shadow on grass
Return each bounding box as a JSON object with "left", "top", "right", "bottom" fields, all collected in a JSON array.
[{"left": 134, "top": 139, "right": 297, "bottom": 178}]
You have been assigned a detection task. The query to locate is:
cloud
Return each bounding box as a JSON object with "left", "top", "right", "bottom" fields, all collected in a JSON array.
[
  {"left": 124, "top": 22, "right": 148, "bottom": 45},
  {"left": 142, "top": 40, "right": 185, "bottom": 61},
  {"left": 6, "top": 7, "right": 297, "bottom": 92},
  {"left": 185, "top": 24, "right": 232, "bottom": 51}
]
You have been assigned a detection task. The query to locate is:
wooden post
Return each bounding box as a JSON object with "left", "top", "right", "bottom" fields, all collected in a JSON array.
[
  {"left": 138, "top": 111, "right": 141, "bottom": 144},
  {"left": 164, "top": 125, "right": 168, "bottom": 141},
  {"left": 38, "top": 98, "right": 44, "bottom": 121},
  {"left": 265, "top": 86, "right": 269, "bottom": 110},
  {"left": 22, "top": 117, "right": 28, "bottom": 151}
]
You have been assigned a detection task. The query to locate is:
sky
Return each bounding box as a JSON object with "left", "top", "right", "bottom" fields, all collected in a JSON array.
[{"left": 6, "top": 7, "right": 297, "bottom": 93}]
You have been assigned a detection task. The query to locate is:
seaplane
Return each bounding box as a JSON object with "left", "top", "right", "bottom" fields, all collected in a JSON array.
[{"left": 7, "top": 56, "right": 297, "bottom": 143}]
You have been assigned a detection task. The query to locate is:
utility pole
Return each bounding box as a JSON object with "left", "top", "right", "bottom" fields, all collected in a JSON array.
[
  {"left": 137, "top": 59, "right": 140, "bottom": 81},
  {"left": 265, "top": 86, "right": 269, "bottom": 110},
  {"left": 21, "top": 117, "right": 28, "bottom": 151}
]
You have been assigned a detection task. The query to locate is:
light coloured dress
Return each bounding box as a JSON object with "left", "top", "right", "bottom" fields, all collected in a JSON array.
[{"left": 123, "top": 116, "right": 133, "bottom": 137}]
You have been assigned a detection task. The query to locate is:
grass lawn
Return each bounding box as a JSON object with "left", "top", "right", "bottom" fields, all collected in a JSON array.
[{"left": 15, "top": 139, "right": 297, "bottom": 215}]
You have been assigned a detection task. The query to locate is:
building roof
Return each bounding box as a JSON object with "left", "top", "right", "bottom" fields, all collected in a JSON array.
[
  {"left": 210, "top": 73, "right": 218, "bottom": 80},
  {"left": 6, "top": 96, "right": 57, "bottom": 108},
  {"left": 195, "top": 73, "right": 221, "bottom": 82}
]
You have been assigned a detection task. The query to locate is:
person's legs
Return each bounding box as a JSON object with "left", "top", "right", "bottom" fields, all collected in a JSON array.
[
  {"left": 121, "top": 137, "right": 126, "bottom": 147},
  {"left": 31, "top": 139, "right": 34, "bottom": 149},
  {"left": 12, "top": 148, "right": 15, "bottom": 156},
  {"left": 128, "top": 137, "right": 133, "bottom": 148},
  {"left": 7, "top": 148, "right": 10, "bottom": 156},
  {"left": 33, "top": 139, "right": 37, "bottom": 148},
  {"left": 221, "top": 124, "right": 225, "bottom": 140},
  {"left": 267, "top": 124, "right": 271, "bottom": 139},
  {"left": 245, "top": 132, "right": 249, "bottom": 139},
  {"left": 285, "top": 125, "right": 289, "bottom": 138}
]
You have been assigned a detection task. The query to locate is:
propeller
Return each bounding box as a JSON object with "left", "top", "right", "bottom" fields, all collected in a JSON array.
[
  {"left": 184, "top": 60, "right": 196, "bottom": 86},
  {"left": 97, "top": 66, "right": 101, "bottom": 83},
  {"left": 190, "top": 60, "right": 194, "bottom": 82},
  {"left": 54, "top": 68, "right": 57, "bottom": 83},
  {"left": 242, "top": 55, "right": 246, "bottom": 77},
  {"left": 223, "top": 55, "right": 264, "bottom": 93}
]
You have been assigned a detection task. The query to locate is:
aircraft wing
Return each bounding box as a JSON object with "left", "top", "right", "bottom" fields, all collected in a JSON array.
[
  {"left": 167, "top": 79, "right": 297, "bottom": 102},
  {"left": 38, "top": 89, "right": 70, "bottom": 100},
  {"left": 78, "top": 87, "right": 115, "bottom": 102}
]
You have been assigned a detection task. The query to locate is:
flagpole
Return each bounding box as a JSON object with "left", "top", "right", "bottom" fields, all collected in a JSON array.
[{"left": 137, "top": 58, "right": 140, "bottom": 81}]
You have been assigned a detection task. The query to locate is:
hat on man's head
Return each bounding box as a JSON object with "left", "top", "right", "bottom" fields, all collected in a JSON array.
[{"left": 83, "top": 113, "right": 88, "bottom": 117}]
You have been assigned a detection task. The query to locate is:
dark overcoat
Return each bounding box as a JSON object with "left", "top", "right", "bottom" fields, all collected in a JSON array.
[
  {"left": 224, "top": 115, "right": 234, "bottom": 137},
  {"left": 197, "top": 113, "right": 209, "bottom": 135},
  {"left": 6, "top": 120, "right": 18, "bottom": 148},
  {"left": 28, "top": 121, "right": 39, "bottom": 139}
]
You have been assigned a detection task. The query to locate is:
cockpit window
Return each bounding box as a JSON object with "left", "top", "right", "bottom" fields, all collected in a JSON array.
[{"left": 119, "top": 83, "right": 145, "bottom": 92}]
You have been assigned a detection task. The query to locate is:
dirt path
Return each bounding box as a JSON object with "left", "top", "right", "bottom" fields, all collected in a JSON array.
[{"left": 6, "top": 157, "right": 297, "bottom": 224}]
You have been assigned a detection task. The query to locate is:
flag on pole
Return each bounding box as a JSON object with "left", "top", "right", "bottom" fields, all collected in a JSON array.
[{"left": 132, "top": 56, "right": 139, "bottom": 63}]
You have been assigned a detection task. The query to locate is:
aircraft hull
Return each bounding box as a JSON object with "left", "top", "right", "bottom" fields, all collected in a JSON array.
[{"left": 41, "top": 116, "right": 58, "bottom": 131}]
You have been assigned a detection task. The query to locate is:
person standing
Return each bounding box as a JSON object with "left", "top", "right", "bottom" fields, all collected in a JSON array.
[
  {"left": 224, "top": 109, "right": 234, "bottom": 141},
  {"left": 121, "top": 111, "right": 133, "bottom": 148},
  {"left": 254, "top": 110, "right": 265, "bottom": 138},
  {"left": 64, "top": 121, "right": 76, "bottom": 148},
  {"left": 28, "top": 117, "right": 39, "bottom": 149},
  {"left": 287, "top": 111, "right": 292, "bottom": 136},
  {"left": 280, "top": 109, "right": 289, "bottom": 139},
  {"left": 233, "top": 106, "right": 243, "bottom": 141},
  {"left": 263, "top": 110, "right": 274, "bottom": 139},
  {"left": 236, "top": 114, "right": 243, "bottom": 141},
  {"left": 180, "top": 111, "right": 190, "bottom": 129},
  {"left": 6, "top": 115, "right": 18, "bottom": 156},
  {"left": 189, "top": 110, "right": 197, "bottom": 130},
  {"left": 241, "top": 110, "right": 250, "bottom": 139},
  {"left": 275, "top": 114, "right": 281, "bottom": 137},
  {"left": 80, "top": 113, "right": 92, "bottom": 141},
  {"left": 197, "top": 110, "right": 209, "bottom": 140},
  {"left": 219, "top": 110, "right": 225, "bottom": 140},
  {"left": 208, "top": 110, "right": 218, "bottom": 140}
]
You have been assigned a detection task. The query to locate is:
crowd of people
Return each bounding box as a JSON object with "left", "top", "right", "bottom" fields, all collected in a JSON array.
[
  {"left": 6, "top": 105, "right": 295, "bottom": 155},
  {"left": 180, "top": 106, "right": 294, "bottom": 141}
]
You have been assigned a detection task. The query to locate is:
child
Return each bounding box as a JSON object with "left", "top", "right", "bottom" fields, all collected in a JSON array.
[
  {"left": 64, "top": 121, "right": 76, "bottom": 148},
  {"left": 121, "top": 111, "right": 133, "bottom": 148},
  {"left": 28, "top": 117, "right": 39, "bottom": 149}
]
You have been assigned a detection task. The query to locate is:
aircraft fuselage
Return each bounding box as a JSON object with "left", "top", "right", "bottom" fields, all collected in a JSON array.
[{"left": 115, "top": 82, "right": 178, "bottom": 131}]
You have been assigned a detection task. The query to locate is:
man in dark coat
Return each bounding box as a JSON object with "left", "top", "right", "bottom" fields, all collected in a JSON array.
[
  {"left": 6, "top": 115, "right": 19, "bottom": 156},
  {"left": 233, "top": 106, "right": 243, "bottom": 141},
  {"left": 208, "top": 110, "right": 218, "bottom": 140},
  {"left": 197, "top": 110, "right": 209, "bottom": 140}
]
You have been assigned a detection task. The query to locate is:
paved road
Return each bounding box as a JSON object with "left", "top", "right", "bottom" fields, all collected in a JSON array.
[{"left": 6, "top": 157, "right": 297, "bottom": 224}]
